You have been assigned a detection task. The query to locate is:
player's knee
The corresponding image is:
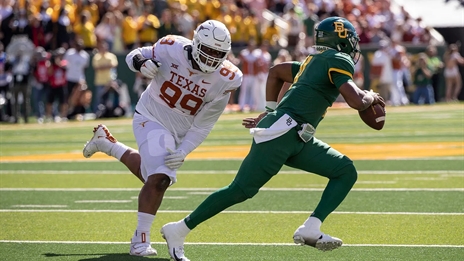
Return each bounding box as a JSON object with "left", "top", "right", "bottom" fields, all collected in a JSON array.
[
  {"left": 333, "top": 163, "right": 358, "bottom": 185},
  {"left": 146, "top": 174, "right": 170, "bottom": 191},
  {"left": 227, "top": 181, "right": 254, "bottom": 203}
]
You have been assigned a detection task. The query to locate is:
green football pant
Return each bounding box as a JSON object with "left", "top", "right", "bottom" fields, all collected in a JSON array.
[{"left": 185, "top": 118, "right": 357, "bottom": 229}]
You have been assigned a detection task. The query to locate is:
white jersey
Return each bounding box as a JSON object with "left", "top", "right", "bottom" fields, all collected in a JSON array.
[{"left": 125, "top": 35, "right": 242, "bottom": 154}]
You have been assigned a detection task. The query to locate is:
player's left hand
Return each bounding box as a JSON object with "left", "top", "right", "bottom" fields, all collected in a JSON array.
[
  {"left": 364, "top": 90, "right": 386, "bottom": 107},
  {"left": 165, "top": 148, "right": 186, "bottom": 170},
  {"left": 242, "top": 111, "right": 268, "bottom": 129},
  {"left": 140, "top": 59, "right": 161, "bottom": 78}
]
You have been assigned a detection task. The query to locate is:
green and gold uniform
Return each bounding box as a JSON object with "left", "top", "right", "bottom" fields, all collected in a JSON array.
[
  {"left": 185, "top": 16, "right": 361, "bottom": 231},
  {"left": 185, "top": 49, "right": 358, "bottom": 228}
]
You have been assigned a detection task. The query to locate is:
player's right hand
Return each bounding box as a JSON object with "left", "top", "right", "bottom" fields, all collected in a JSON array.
[
  {"left": 242, "top": 111, "right": 268, "bottom": 129},
  {"left": 140, "top": 59, "right": 161, "bottom": 78}
]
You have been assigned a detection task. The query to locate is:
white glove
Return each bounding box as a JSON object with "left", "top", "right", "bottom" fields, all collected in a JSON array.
[
  {"left": 165, "top": 148, "right": 186, "bottom": 170},
  {"left": 140, "top": 59, "right": 161, "bottom": 78}
]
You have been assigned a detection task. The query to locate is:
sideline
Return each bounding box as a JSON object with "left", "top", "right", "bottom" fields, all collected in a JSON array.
[{"left": 0, "top": 141, "right": 463, "bottom": 162}]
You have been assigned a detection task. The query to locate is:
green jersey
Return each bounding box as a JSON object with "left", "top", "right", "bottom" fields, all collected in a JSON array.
[
  {"left": 413, "top": 67, "right": 432, "bottom": 86},
  {"left": 277, "top": 49, "right": 355, "bottom": 128}
]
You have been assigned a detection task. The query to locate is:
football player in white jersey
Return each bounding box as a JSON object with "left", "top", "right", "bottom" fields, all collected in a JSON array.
[{"left": 83, "top": 20, "right": 242, "bottom": 260}]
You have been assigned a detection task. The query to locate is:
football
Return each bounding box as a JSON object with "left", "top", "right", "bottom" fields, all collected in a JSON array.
[{"left": 358, "top": 104, "right": 386, "bottom": 130}]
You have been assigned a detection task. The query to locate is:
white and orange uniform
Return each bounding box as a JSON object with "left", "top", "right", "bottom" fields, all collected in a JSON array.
[
  {"left": 253, "top": 48, "right": 272, "bottom": 111},
  {"left": 238, "top": 47, "right": 259, "bottom": 111},
  {"left": 125, "top": 35, "right": 242, "bottom": 183}
]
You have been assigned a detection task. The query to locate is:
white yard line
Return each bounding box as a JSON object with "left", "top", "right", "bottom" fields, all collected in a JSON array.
[
  {"left": 10, "top": 205, "right": 68, "bottom": 208},
  {"left": 1, "top": 170, "right": 463, "bottom": 175},
  {"left": 1, "top": 188, "right": 463, "bottom": 191},
  {"left": 0, "top": 209, "right": 463, "bottom": 215},
  {"left": 74, "top": 200, "right": 132, "bottom": 203},
  {"left": 0, "top": 240, "right": 462, "bottom": 248}
]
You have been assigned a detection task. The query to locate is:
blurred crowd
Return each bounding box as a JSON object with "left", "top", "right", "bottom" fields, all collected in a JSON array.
[{"left": 0, "top": 0, "right": 461, "bottom": 123}]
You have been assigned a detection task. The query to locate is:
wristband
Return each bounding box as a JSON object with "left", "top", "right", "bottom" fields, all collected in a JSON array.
[
  {"left": 265, "top": 101, "right": 277, "bottom": 111},
  {"left": 132, "top": 54, "right": 149, "bottom": 71}
]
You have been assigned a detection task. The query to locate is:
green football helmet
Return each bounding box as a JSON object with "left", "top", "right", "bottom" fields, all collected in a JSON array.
[{"left": 315, "top": 16, "right": 361, "bottom": 64}]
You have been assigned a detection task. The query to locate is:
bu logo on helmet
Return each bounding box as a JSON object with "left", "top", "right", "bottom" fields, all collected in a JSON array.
[{"left": 333, "top": 21, "right": 347, "bottom": 38}]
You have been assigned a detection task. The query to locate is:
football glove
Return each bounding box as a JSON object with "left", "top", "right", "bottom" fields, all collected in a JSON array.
[
  {"left": 140, "top": 59, "right": 161, "bottom": 78},
  {"left": 165, "top": 148, "right": 186, "bottom": 170}
]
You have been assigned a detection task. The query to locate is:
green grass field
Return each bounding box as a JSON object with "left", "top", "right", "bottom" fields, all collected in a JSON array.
[{"left": 0, "top": 103, "right": 463, "bottom": 261}]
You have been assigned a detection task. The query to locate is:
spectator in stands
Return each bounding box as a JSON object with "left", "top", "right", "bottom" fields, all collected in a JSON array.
[
  {"left": 240, "top": 10, "right": 260, "bottom": 49},
  {"left": 238, "top": 39, "right": 259, "bottom": 112},
  {"left": 390, "top": 40, "right": 410, "bottom": 106},
  {"left": 426, "top": 45, "right": 444, "bottom": 102},
  {"left": 253, "top": 40, "right": 272, "bottom": 112},
  {"left": 303, "top": 4, "right": 319, "bottom": 47},
  {"left": 0, "top": 42, "right": 13, "bottom": 122},
  {"left": 370, "top": 40, "right": 394, "bottom": 104},
  {"left": 76, "top": 10, "right": 97, "bottom": 52},
  {"left": 157, "top": 8, "right": 181, "bottom": 39},
  {"left": 67, "top": 82, "right": 93, "bottom": 121},
  {"left": 283, "top": 7, "right": 304, "bottom": 49},
  {"left": 80, "top": 0, "right": 99, "bottom": 25},
  {"left": 272, "top": 0, "right": 288, "bottom": 16},
  {"left": 53, "top": 6, "right": 72, "bottom": 50},
  {"left": 31, "top": 47, "right": 50, "bottom": 124},
  {"left": 354, "top": 53, "right": 365, "bottom": 90},
  {"left": 95, "top": 78, "right": 129, "bottom": 119},
  {"left": 261, "top": 19, "right": 280, "bottom": 50},
  {"left": 91, "top": 41, "right": 118, "bottom": 112},
  {"left": 8, "top": 36, "right": 35, "bottom": 123},
  {"left": 443, "top": 43, "right": 464, "bottom": 102},
  {"left": 29, "top": 14, "right": 47, "bottom": 48},
  {"left": 95, "top": 12, "right": 117, "bottom": 51},
  {"left": 137, "top": 6, "right": 160, "bottom": 47},
  {"left": 317, "top": 1, "right": 340, "bottom": 19},
  {"left": 231, "top": 7, "right": 249, "bottom": 48},
  {"left": 63, "top": 39, "right": 89, "bottom": 106},
  {"left": 272, "top": 49, "right": 292, "bottom": 66},
  {"left": 369, "top": 25, "right": 388, "bottom": 44},
  {"left": 175, "top": 4, "right": 195, "bottom": 39},
  {"left": 0, "top": 0, "right": 14, "bottom": 48},
  {"left": 412, "top": 53, "right": 435, "bottom": 105},
  {"left": 121, "top": 6, "right": 138, "bottom": 50},
  {"left": 45, "top": 47, "right": 68, "bottom": 122},
  {"left": 10, "top": 9, "right": 31, "bottom": 37}
]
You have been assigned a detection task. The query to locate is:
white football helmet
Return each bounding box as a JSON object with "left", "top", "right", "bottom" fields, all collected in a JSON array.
[{"left": 192, "top": 20, "right": 231, "bottom": 73}]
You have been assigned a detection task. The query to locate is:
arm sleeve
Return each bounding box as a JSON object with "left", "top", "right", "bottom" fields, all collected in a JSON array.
[
  {"left": 125, "top": 45, "right": 156, "bottom": 72},
  {"left": 177, "top": 93, "right": 230, "bottom": 155}
]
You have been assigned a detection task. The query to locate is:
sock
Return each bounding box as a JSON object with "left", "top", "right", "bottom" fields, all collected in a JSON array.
[
  {"left": 110, "top": 141, "right": 129, "bottom": 160},
  {"left": 303, "top": 216, "right": 322, "bottom": 231},
  {"left": 136, "top": 212, "right": 155, "bottom": 232},
  {"left": 176, "top": 220, "right": 191, "bottom": 237}
]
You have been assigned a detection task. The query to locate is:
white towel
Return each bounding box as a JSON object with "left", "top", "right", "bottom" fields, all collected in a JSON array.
[{"left": 250, "top": 114, "right": 297, "bottom": 144}]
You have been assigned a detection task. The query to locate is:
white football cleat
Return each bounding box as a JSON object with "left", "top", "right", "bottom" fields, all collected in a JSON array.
[
  {"left": 293, "top": 227, "right": 342, "bottom": 252},
  {"left": 129, "top": 230, "right": 157, "bottom": 256},
  {"left": 83, "top": 124, "right": 117, "bottom": 158},
  {"left": 161, "top": 222, "right": 190, "bottom": 261}
]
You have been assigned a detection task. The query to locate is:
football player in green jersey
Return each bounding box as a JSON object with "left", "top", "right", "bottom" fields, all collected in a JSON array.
[{"left": 161, "top": 17, "right": 386, "bottom": 260}]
